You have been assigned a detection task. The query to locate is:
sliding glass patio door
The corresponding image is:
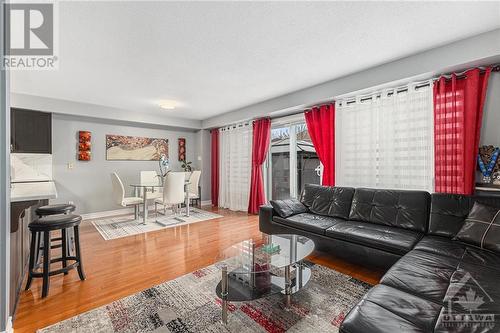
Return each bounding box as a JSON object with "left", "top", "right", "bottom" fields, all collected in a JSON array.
[{"left": 264, "top": 120, "right": 321, "bottom": 201}]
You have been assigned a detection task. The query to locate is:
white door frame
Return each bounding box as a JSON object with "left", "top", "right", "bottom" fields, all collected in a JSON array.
[
  {"left": 289, "top": 125, "right": 298, "bottom": 199},
  {"left": 265, "top": 124, "right": 300, "bottom": 200}
]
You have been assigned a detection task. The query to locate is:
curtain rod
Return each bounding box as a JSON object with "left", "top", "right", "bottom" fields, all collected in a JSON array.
[
  {"left": 273, "top": 64, "right": 499, "bottom": 117},
  {"left": 219, "top": 120, "right": 252, "bottom": 131},
  {"left": 337, "top": 64, "right": 499, "bottom": 106}
]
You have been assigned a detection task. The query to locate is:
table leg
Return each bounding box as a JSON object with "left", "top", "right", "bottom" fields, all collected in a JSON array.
[
  {"left": 142, "top": 188, "right": 148, "bottom": 225},
  {"left": 184, "top": 184, "right": 190, "bottom": 217},
  {"left": 221, "top": 266, "right": 228, "bottom": 324},
  {"left": 285, "top": 265, "right": 291, "bottom": 307},
  {"left": 298, "top": 261, "right": 303, "bottom": 289}
]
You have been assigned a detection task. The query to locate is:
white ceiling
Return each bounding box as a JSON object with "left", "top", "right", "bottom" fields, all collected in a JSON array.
[{"left": 11, "top": 1, "right": 500, "bottom": 121}]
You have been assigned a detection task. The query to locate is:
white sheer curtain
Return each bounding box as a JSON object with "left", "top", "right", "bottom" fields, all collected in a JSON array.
[
  {"left": 336, "top": 82, "right": 434, "bottom": 191},
  {"left": 219, "top": 123, "right": 253, "bottom": 211}
]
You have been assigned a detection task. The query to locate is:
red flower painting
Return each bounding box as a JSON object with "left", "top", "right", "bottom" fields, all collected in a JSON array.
[{"left": 78, "top": 131, "right": 92, "bottom": 161}]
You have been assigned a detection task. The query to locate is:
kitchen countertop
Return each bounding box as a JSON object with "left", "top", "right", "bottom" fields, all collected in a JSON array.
[{"left": 10, "top": 181, "right": 58, "bottom": 202}]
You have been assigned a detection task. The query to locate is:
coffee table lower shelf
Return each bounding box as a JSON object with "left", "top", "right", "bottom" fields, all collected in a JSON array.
[{"left": 215, "top": 262, "right": 311, "bottom": 324}]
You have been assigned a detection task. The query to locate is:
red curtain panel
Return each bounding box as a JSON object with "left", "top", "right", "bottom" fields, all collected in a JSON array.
[
  {"left": 434, "top": 67, "right": 492, "bottom": 194},
  {"left": 304, "top": 103, "right": 335, "bottom": 186},
  {"left": 248, "top": 118, "right": 271, "bottom": 214},
  {"left": 211, "top": 129, "right": 219, "bottom": 206}
]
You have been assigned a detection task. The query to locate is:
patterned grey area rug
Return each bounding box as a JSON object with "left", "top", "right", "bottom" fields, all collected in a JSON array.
[
  {"left": 91, "top": 208, "right": 223, "bottom": 240},
  {"left": 38, "top": 262, "right": 370, "bottom": 333}
]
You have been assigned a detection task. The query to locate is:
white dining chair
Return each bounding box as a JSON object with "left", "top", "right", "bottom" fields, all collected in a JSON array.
[
  {"left": 154, "top": 172, "right": 186, "bottom": 223},
  {"left": 140, "top": 170, "right": 162, "bottom": 200},
  {"left": 111, "top": 172, "right": 143, "bottom": 220},
  {"left": 187, "top": 170, "right": 201, "bottom": 207}
]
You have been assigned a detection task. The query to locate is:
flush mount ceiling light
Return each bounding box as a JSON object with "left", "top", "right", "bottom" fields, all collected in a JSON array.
[{"left": 159, "top": 100, "right": 178, "bottom": 110}]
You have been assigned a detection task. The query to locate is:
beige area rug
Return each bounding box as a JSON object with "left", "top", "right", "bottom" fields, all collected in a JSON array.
[{"left": 91, "top": 208, "right": 223, "bottom": 240}]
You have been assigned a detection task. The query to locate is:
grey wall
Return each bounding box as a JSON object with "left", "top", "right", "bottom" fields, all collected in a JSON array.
[
  {"left": 0, "top": 0, "right": 10, "bottom": 328},
  {"left": 51, "top": 114, "right": 198, "bottom": 214},
  {"left": 192, "top": 129, "right": 211, "bottom": 202},
  {"left": 481, "top": 72, "right": 500, "bottom": 146}
]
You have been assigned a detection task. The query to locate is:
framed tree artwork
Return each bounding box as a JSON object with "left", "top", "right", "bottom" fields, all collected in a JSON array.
[
  {"left": 178, "top": 138, "right": 186, "bottom": 161},
  {"left": 106, "top": 135, "right": 168, "bottom": 161}
]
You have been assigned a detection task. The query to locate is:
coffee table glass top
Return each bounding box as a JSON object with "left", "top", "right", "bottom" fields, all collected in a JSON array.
[{"left": 216, "top": 234, "right": 315, "bottom": 274}]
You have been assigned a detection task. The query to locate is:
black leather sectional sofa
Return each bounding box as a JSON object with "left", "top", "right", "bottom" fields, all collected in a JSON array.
[{"left": 259, "top": 184, "right": 500, "bottom": 333}]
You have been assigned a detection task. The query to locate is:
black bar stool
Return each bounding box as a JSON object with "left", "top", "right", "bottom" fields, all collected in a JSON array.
[
  {"left": 34, "top": 203, "right": 76, "bottom": 266},
  {"left": 25, "top": 214, "right": 86, "bottom": 298},
  {"left": 36, "top": 203, "right": 76, "bottom": 217}
]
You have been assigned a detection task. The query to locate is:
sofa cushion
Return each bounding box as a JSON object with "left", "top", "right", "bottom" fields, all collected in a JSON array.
[
  {"left": 340, "top": 285, "right": 442, "bottom": 333},
  {"left": 325, "top": 221, "right": 422, "bottom": 255},
  {"left": 348, "top": 188, "right": 430, "bottom": 233},
  {"left": 380, "top": 250, "right": 459, "bottom": 303},
  {"left": 461, "top": 246, "right": 500, "bottom": 274},
  {"left": 300, "top": 183, "right": 326, "bottom": 208},
  {"left": 273, "top": 213, "right": 345, "bottom": 235},
  {"left": 309, "top": 186, "right": 355, "bottom": 219},
  {"left": 270, "top": 198, "right": 307, "bottom": 218},
  {"left": 428, "top": 193, "right": 471, "bottom": 238},
  {"left": 300, "top": 184, "right": 355, "bottom": 218},
  {"left": 435, "top": 263, "right": 500, "bottom": 332},
  {"left": 454, "top": 202, "right": 500, "bottom": 253},
  {"left": 429, "top": 193, "right": 500, "bottom": 239},
  {"left": 414, "top": 235, "right": 466, "bottom": 259},
  {"left": 447, "top": 263, "right": 500, "bottom": 305}
]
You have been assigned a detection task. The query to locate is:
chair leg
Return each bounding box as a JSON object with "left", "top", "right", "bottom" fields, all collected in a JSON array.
[
  {"left": 61, "top": 228, "right": 68, "bottom": 275},
  {"left": 25, "top": 230, "right": 37, "bottom": 290},
  {"left": 155, "top": 202, "right": 158, "bottom": 218},
  {"left": 35, "top": 231, "right": 42, "bottom": 267},
  {"left": 134, "top": 205, "right": 138, "bottom": 220},
  {"left": 74, "top": 225, "right": 86, "bottom": 281},
  {"left": 42, "top": 231, "right": 51, "bottom": 298}
]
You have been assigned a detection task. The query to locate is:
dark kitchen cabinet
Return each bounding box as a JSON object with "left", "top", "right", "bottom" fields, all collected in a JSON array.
[
  {"left": 11, "top": 108, "right": 52, "bottom": 153},
  {"left": 10, "top": 200, "right": 45, "bottom": 320}
]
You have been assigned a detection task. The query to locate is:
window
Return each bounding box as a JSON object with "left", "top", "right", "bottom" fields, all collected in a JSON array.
[
  {"left": 336, "top": 83, "right": 434, "bottom": 191},
  {"left": 265, "top": 117, "right": 321, "bottom": 200}
]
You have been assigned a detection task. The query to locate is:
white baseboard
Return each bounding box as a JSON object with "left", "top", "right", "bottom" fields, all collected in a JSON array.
[
  {"left": 81, "top": 207, "right": 131, "bottom": 220},
  {"left": 81, "top": 202, "right": 211, "bottom": 221},
  {"left": 2, "top": 316, "right": 13, "bottom": 333},
  {"left": 81, "top": 205, "right": 156, "bottom": 220}
]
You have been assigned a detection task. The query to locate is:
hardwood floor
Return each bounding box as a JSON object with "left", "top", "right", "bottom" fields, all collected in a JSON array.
[{"left": 13, "top": 207, "right": 384, "bottom": 332}]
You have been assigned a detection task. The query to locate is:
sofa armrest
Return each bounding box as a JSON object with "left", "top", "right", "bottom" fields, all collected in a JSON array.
[{"left": 259, "top": 204, "right": 275, "bottom": 233}]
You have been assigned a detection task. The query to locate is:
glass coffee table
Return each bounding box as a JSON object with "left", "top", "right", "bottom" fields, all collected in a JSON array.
[{"left": 215, "top": 234, "right": 315, "bottom": 324}]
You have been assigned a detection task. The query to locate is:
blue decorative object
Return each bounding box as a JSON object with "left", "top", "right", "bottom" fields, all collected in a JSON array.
[
  {"left": 158, "top": 154, "right": 170, "bottom": 178},
  {"left": 478, "top": 148, "right": 499, "bottom": 183}
]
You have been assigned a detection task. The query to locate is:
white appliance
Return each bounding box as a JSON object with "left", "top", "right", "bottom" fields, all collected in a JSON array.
[{"left": 10, "top": 153, "right": 58, "bottom": 202}]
